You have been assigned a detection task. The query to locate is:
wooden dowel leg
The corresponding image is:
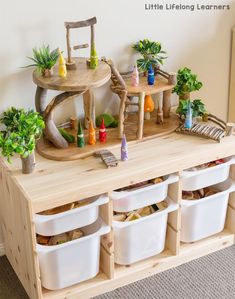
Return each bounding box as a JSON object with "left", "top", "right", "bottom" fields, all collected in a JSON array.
[
  {"left": 157, "top": 94, "right": 163, "bottom": 124},
  {"left": 65, "top": 26, "right": 76, "bottom": 70},
  {"left": 83, "top": 89, "right": 96, "bottom": 129},
  {"left": 137, "top": 92, "right": 145, "bottom": 140},
  {"left": 163, "top": 89, "right": 172, "bottom": 118},
  {"left": 91, "top": 25, "right": 95, "bottom": 50},
  {"left": 118, "top": 90, "right": 127, "bottom": 139},
  {"left": 226, "top": 122, "right": 235, "bottom": 136},
  {"left": 66, "top": 27, "right": 71, "bottom": 63}
]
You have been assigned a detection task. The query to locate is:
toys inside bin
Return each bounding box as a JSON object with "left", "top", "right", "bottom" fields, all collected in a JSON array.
[
  {"left": 113, "top": 200, "right": 167, "bottom": 222},
  {"left": 182, "top": 186, "right": 219, "bottom": 200},
  {"left": 116, "top": 177, "right": 164, "bottom": 192},
  {"left": 187, "top": 159, "right": 225, "bottom": 172}
]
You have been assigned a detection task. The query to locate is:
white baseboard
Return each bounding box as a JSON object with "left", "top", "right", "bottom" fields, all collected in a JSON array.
[{"left": 0, "top": 243, "right": 5, "bottom": 256}]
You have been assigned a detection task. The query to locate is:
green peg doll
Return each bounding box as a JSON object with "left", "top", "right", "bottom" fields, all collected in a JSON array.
[
  {"left": 77, "top": 121, "right": 85, "bottom": 148},
  {"left": 90, "top": 44, "right": 98, "bottom": 69}
]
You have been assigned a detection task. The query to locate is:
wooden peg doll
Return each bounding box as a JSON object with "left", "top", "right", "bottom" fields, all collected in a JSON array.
[
  {"left": 121, "top": 134, "right": 128, "bottom": 161},
  {"left": 131, "top": 64, "right": 139, "bottom": 87},
  {"left": 99, "top": 118, "right": 107, "bottom": 143},
  {"left": 58, "top": 49, "right": 67, "bottom": 78},
  {"left": 89, "top": 119, "right": 96, "bottom": 145},
  {"left": 77, "top": 121, "right": 85, "bottom": 147}
]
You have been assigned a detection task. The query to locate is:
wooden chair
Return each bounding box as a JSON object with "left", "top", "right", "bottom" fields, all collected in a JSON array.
[{"left": 64, "top": 17, "right": 97, "bottom": 70}]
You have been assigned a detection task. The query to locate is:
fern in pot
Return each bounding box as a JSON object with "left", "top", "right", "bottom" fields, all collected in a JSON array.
[
  {"left": 0, "top": 107, "right": 45, "bottom": 174},
  {"left": 24, "top": 45, "right": 59, "bottom": 77},
  {"left": 133, "top": 39, "right": 167, "bottom": 74}
]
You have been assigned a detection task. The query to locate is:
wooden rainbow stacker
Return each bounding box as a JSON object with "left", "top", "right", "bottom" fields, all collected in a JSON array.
[{"left": 1, "top": 133, "right": 235, "bottom": 299}]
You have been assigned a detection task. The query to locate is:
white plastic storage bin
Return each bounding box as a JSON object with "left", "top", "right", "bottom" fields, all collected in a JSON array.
[
  {"left": 113, "top": 198, "right": 178, "bottom": 265},
  {"left": 182, "top": 156, "right": 235, "bottom": 191},
  {"left": 35, "top": 194, "right": 109, "bottom": 236},
  {"left": 181, "top": 180, "right": 235, "bottom": 243},
  {"left": 111, "top": 174, "right": 178, "bottom": 212},
  {"left": 37, "top": 219, "right": 110, "bottom": 290}
]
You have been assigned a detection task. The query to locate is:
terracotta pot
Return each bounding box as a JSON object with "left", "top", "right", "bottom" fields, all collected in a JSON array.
[
  {"left": 43, "top": 68, "right": 53, "bottom": 78},
  {"left": 21, "top": 151, "right": 36, "bottom": 174},
  {"left": 179, "top": 93, "right": 190, "bottom": 101}
]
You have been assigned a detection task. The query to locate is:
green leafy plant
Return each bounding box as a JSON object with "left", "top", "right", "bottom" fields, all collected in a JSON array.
[
  {"left": 24, "top": 45, "right": 59, "bottom": 75},
  {"left": 133, "top": 39, "right": 167, "bottom": 72},
  {"left": 0, "top": 107, "right": 45, "bottom": 162},
  {"left": 176, "top": 99, "right": 207, "bottom": 119},
  {"left": 173, "top": 67, "right": 203, "bottom": 98},
  {"left": 96, "top": 113, "right": 118, "bottom": 128}
]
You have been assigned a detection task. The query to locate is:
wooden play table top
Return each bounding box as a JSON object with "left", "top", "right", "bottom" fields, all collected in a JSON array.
[
  {"left": 124, "top": 75, "right": 175, "bottom": 96},
  {"left": 33, "top": 57, "right": 111, "bottom": 92}
]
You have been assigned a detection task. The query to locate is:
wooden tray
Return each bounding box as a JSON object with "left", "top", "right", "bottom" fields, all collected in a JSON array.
[{"left": 37, "top": 111, "right": 179, "bottom": 161}]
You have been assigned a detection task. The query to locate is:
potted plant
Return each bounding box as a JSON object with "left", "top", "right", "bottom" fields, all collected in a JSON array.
[
  {"left": 24, "top": 45, "right": 59, "bottom": 77},
  {"left": 173, "top": 67, "right": 203, "bottom": 100},
  {"left": 176, "top": 99, "right": 207, "bottom": 121},
  {"left": 132, "top": 39, "right": 167, "bottom": 74},
  {"left": 0, "top": 107, "right": 45, "bottom": 174}
]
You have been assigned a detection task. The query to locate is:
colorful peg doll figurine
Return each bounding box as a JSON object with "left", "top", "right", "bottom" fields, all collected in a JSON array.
[
  {"left": 147, "top": 64, "right": 155, "bottom": 85},
  {"left": 58, "top": 49, "right": 67, "bottom": 78},
  {"left": 77, "top": 121, "right": 85, "bottom": 148},
  {"left": 121, "top": 134, "right": 128, "bottom": 161},
  {"left": 90, "top": 44, "right": 98, "bottom": 69},
  {"left": 88, "top": 119, "right": 96, "bottom": 145},
  {"left": 184, "top": 101, "right": 193, "bottom": 129},
  {"left": 131, "top": 64, "right": 139, "bottom": 87},
  {"left": 99, "top": 118, "right": 107, "bottom": 143}
]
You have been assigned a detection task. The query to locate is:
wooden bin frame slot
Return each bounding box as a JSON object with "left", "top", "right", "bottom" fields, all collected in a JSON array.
[
  {"left": 100, "top": 195, "right": 114, "bottom": 279},
  {"left": 165, "top": 172, "right": 182, "bottom": 255},
  {"left": 225, "top": 164, "right": 235, "bottom": 234}
]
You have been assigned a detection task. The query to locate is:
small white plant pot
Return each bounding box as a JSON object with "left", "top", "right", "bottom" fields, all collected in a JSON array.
[
  {"left": 111, "top": 174, "right": 178, "bottom": 212},
  {"left": 112, "top": 198, "right": 178, "bottom": 265},
  {"left": 181, "top": 179, "right": 235, "bottom": 243},
  {"left": 182, "top": 156, "right": 235, "bottom": 191},
  {"left": 34, "top": 194, "right": 109, "bottom": 236},
  {"left": 37, "top": 219, "right": 110, "bottom": 290}
]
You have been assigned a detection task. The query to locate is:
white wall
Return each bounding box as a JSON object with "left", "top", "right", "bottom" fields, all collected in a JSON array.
[{"left": 0, "top": 0, "right": 235, "bottom": 246}]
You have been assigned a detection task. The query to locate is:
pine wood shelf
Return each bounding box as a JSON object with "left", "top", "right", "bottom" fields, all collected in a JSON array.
[{"left": 1, "top": 133, "right": 235, "bottom": 299}]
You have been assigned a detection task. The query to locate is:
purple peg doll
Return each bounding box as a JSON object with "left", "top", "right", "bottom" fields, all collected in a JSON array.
[{"left": 121, "top": 134, "right": 128, "bottom": 161}]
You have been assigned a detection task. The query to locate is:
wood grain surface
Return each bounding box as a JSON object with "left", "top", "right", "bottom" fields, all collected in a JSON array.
[{"left": 33, "top": 57, "right": 111, "bottom": 92}]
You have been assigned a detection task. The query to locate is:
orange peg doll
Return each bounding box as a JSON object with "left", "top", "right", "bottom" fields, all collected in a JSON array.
[
  {"left": 89, "top": 120, "right": 96, "bottom": 145},
  {"left": 99, "top": 118, "right": 107, "bottom": 143}
]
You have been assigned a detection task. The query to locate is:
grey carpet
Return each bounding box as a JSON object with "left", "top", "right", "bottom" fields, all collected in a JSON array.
[{"left": 1, "top": 246, "right": 235, "bottom": 299}]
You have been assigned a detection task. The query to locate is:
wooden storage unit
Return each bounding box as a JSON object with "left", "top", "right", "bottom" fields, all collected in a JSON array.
[{"left": 1, "top": 133, "right": 235, "bottom": 299}]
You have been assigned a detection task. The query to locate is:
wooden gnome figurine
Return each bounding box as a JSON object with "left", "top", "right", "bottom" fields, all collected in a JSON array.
[
  {"left": 144, "top": 95, "right": 154, "bottom": 120},
  {"left": 99, "top": 118, "right": 107, "bottom": 143},
  {"left": 88, "top": 119, "right": 96, "bottom": 145},
  {"left": 77, "top": 121, "right": 85, "bottom": 148},
  {"left": 90, "top": 44, "right": 98, "bottom": 69},
  {"left": 147, "top": 65, "right": 155, "bottom": 85},
  {"left": 58, "top": 49, "right": 67, "bottom": 78},
  {"left": 131, "top": 64, "right": 139, "bottom": 87},
  {"left": 121, "top": 134, "right": 128, "bottom": 161}
]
